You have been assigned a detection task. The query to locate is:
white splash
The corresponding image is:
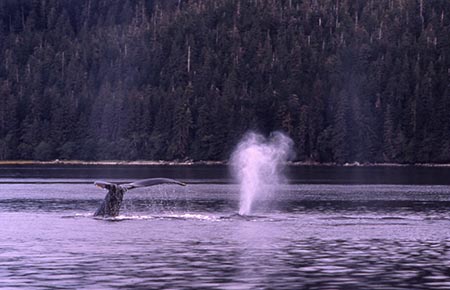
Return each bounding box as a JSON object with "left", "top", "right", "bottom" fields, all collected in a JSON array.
[{"left": 231, "top": 132, "right": 294, "bottom": 215}]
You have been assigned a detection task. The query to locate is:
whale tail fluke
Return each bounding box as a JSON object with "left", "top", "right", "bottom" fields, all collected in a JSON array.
[
  {"left": 94, "top": 178, "right": 186, "bottom": 191},
  {"left": 93, "top": 178, "right": 186, "bottom": 217},
  {"left": 123, "top": 178, "right": 186, "bottom": 190}
]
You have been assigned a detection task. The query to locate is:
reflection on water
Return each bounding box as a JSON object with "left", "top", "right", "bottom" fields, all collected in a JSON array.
[
  {"left": 2, "top": 163, "right": 450, "bottom": 184},
  {"left": 2, "top": 166, "right": 450, "bottom": 289}
]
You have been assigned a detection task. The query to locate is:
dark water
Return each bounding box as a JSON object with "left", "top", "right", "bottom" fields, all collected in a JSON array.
[{"left": 2, "top": 165, "right": 450, "bottom": 289}]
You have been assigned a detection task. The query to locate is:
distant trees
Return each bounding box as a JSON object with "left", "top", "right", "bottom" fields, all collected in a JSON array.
[{"left": 0, "top": 0, "right": 449, "bottom": 163}]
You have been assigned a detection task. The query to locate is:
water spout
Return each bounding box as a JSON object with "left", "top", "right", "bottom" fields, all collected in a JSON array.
[{"left": 231, "top": 132, "right": 294, "bottom": 215}]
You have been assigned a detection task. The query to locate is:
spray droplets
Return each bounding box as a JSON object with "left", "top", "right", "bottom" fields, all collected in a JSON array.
[{"left": 231, "top": 132, "right": 294, "bottom": 215}]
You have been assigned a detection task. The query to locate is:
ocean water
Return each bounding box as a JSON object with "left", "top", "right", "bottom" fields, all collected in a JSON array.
[{"left": 1, "top": 165, "right": 450, "bottom": 289}]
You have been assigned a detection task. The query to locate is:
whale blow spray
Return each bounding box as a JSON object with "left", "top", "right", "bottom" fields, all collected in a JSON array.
[{"left": 231, "top": 132, "right": 294, "bottom": 215}]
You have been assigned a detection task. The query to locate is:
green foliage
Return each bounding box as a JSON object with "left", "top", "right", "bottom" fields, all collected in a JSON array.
[
  {"left": 34, "top": 141, "right": 54, "bottom": 161},
  {"left": 0, "top": 0, "right": 449, "bottom": 163},
  {"left": 58, "top": 141, "right": 77, "bottom": 160}
]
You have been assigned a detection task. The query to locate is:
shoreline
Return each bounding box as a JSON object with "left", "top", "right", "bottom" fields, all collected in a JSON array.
[{"left": 0, "top": 160, "right": 450, "bottom": 167}]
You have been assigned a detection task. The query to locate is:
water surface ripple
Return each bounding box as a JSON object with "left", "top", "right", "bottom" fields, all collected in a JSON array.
[{"left": 2, "top": 166, "right": 450, "bottom": 289}]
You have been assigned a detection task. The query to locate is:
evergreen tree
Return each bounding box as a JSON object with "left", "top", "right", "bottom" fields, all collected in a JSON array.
[{"left": 0, "top": 0, "right": 448, "bottom": 163}]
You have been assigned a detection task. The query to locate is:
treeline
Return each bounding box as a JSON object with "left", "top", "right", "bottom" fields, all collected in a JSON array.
[{"left": 0, "top": 0, "right": 449, "bottom": 163}]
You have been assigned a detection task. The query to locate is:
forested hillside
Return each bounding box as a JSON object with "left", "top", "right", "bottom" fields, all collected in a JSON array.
[{"left": 0, "top": 0, "right": 449, "bottom": 163}]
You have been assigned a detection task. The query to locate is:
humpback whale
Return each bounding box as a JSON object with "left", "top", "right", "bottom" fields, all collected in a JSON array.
[{"left": 93, "top": 178, "right": 186, "bottom": 217}]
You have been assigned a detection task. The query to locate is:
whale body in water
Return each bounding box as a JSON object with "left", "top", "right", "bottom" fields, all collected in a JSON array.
[{"left": 93, "top": 178, "right": 186, "bottom": 217}]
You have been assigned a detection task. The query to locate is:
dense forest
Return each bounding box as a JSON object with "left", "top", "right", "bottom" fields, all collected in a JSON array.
[{"left": 0, "top": 0, "right": 449, "bottom": 163}]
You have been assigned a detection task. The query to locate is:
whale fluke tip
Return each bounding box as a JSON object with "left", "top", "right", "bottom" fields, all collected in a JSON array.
[
  {"left": 94, "top": 180, "right": 113, "bottom": 190},
  {"left": 126, "top": 178, "right": 186, "bottom": 189}
]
